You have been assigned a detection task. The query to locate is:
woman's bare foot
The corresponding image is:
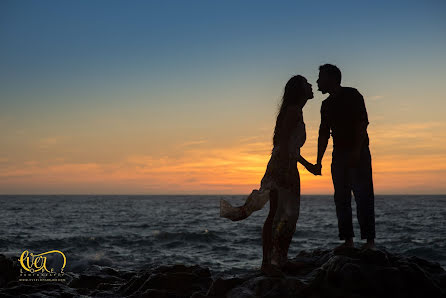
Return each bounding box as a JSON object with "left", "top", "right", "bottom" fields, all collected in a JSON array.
[{"left": 261, "top": 263, "right": 285, "bottom": 278}]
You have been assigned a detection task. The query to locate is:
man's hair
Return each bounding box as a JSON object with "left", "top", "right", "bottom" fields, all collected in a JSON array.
[{"left": 319, "top": 64, "right": 341, "bottom": 85}]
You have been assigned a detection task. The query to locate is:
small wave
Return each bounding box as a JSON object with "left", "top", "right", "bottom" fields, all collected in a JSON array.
[
  {"left": 122, "top": 223, "right": 152, "bottom": 228},
  {"left": 163, "top": 240, "right": 184, "bottom": 248},
  {"left": 232, "top": 236, "right": 261, "bottom": 245},
  {"left": 66, "top": 251, "right": 114, "bottom": 273},
  {"left": 26, "top": 236, "right": 102, "bottom": 250},
  {"left": 153, "top": 230, "right": 224, "bottom": 243},
  {"left": 24, "top": 235, "right": 154, "bottom": 252},
  {"left": 211, "top": 245, "right": 231, "bottom": 252},
  {"left": 294, "top": 229, "right": 330, "bottom": 238},
  {"left": 403, "top": 247, "right": 445, "bottom": 261}
]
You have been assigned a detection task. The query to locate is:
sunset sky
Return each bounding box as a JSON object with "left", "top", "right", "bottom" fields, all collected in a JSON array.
[{"left": 1, "top": 0, "right": 446, "bottom": 194}]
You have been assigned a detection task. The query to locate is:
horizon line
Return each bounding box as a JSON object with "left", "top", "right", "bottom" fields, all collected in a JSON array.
[{"left": 0, "top": 193, "right": 445, "bottom": 196}]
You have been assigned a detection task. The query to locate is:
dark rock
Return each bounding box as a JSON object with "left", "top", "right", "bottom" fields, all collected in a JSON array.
[
  {"left": 1, "top": 249, "right": 445, "bottom": 297},
  {"left": 118, "top": 270, "right": 151, "bottom": 295},
  {"left": 135, "top": 288, "right": 171, "bottom": 298},
  {"left": 408, "top": 256, "right": 445, "bottom": 274},
  {"left": 0, "top": 254, "right": 20, "bottom": 287},
  {"left": 359, "top": 248, "right": 391, "bottom": 266},
  {"left": 69, "top": 273, "right": 122, "bottom": 289},
  {"left": 299, "top": 248, "right": 446, "bottom": 298},
  {"left": 119, "top": 264, "right": 213, "bottom": 297},
  {"left": 226, "top": 275, "right": 307, "bottom": 298},
  {"left": 206, "top": 277, "right": 246, "bottom": 296}
]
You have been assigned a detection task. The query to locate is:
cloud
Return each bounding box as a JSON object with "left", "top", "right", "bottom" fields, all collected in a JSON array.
[
  {"left": 369, "top": 95, "right": 384, "bottom": 101},
  {"left": 2, "top": 123, "right": 446, "bottom": 194},
  {"left": 0, "top": 138, "right": 273, "bottom": 193},
  {"left": 369, "top": 121, "right": 446, "bottom": 156},
  {"left": 179, "top": 139, "right": 208, "bottom": 147},
  {"left": 38, "top": 137, "right": 58, "bottom": 149}
]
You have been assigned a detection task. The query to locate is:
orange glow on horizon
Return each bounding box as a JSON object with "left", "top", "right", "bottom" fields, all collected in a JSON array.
[{"left": 2, "top": 120, "right": 446, "bottom": 194}]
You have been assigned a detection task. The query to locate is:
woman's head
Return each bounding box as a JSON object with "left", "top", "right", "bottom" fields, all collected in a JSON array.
[
  {"left": 273, "top": 75, "right": 313, "bottom": 146},
  {"left": 282, "top": 75, "right": 313, "bottom": 108}
]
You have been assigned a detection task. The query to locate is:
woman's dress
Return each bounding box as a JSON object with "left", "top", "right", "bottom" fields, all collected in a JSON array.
[
  {"left": 220, "top": 108, "right": 306, "bottom": 266},
  {"left": 220, "top": 108, "right": 306, "bottom": 219}
]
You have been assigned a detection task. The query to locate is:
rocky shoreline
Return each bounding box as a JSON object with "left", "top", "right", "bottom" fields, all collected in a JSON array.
[{"left": 1, "top": 248, "right": 445, "bottom": 297}]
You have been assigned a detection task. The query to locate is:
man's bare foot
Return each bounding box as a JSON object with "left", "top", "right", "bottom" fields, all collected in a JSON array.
[
  {"left": 333, "top": 238, "right": 354, "bottom": 252},
  {"left": 360, "top": 239, "right": 376, "bottom": 251},
  {"left": 261, "top": 263, "right": 285, "bottom": 278}
]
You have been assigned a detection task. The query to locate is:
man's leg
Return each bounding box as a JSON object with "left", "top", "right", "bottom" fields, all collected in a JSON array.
[
  {"left": 352, "top": 145, "right": 376, "bottom": 249},
  {"left": 331, "top": 150, "right": 355, "bottom": 249}
]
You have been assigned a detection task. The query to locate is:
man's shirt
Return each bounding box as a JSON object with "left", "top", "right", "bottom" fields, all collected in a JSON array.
[{"left": 319, "top": 87, "right": 369, "bottom": 150}]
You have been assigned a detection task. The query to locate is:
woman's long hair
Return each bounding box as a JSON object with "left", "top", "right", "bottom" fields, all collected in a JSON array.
[{"left": 272, "top": 75, "right": 306, "bottom": 147}]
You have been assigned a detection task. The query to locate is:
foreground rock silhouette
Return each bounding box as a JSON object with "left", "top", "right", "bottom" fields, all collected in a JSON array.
[{"left": 1, "top": 248, "right": 445, "bottom": 297}]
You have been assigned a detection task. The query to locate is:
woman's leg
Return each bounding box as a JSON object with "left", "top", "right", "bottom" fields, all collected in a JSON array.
[
  {"left": 270, "top": 172, "right": 300, "bottom": 268},
  {"left": 281, "top": 185, "right": 300, "bottom": 264},
  {"left": 261, "top": 188, "right": 278, "bottom": 267}
]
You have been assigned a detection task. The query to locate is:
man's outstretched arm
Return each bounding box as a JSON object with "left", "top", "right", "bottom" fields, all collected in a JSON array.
[
  {"left": 317, "top": 103, "right": 330, "bottom": 167},
  {"left": 317, "top": 129, "right": 329, "bottom": 166}
]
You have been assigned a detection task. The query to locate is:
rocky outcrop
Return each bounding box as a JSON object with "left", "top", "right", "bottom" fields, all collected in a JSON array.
[{"left": 1, "top": 248, "right": 445, "bottom": 297}]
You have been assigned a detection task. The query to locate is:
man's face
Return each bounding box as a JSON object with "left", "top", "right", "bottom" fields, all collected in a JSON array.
[{"left": 317, "top": 70, "right": 330, "bottom": 94}]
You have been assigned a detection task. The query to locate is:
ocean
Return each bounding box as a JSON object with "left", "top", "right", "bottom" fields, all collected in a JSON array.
[{"left": 1, "top": 195, "right": 445, "bottom": 277}]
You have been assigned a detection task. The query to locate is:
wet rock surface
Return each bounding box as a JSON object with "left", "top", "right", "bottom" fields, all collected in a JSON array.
[{"left": 1, "top": 248, "right": 445, "bottom": 297}]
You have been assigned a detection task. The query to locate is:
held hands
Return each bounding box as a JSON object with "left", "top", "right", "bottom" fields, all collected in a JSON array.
[
  {"left": 296, "top": 155, "right": 321, "bottom": 176},
  {"left": 306, "top": 163, "right": 322, "bottom": 176}
]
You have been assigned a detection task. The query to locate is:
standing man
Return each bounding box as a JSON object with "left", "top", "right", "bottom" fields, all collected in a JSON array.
[{"left": 316, "top": 64, "right": 376, "bottom": 251}]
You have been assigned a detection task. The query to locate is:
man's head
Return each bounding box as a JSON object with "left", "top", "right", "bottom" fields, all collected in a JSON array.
[{"left": 317, "top": 64, "right": 341, "bottom": 94}]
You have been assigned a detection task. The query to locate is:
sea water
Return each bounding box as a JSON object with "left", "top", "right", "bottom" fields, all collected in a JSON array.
[{"left": 1, "top": 195, "right": 445, "bottom": 276}]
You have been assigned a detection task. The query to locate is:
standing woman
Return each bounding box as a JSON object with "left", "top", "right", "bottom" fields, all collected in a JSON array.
[{"left": 220, "top": 75, "right": 319, "bottom": 276}]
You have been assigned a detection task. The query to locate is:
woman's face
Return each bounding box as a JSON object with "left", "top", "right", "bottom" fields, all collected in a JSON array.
[{"left": 302, "top": 79, "right": 314, "bottom": 103}]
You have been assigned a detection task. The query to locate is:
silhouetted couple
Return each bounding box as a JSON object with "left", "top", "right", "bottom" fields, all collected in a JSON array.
[{"left": 220, "top": 64, "right": 376, "bottom": 277}]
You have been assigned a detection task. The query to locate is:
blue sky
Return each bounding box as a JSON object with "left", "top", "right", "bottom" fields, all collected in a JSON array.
[{"left": 1, "top": 0, "right": 446, "bottom": 194}]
